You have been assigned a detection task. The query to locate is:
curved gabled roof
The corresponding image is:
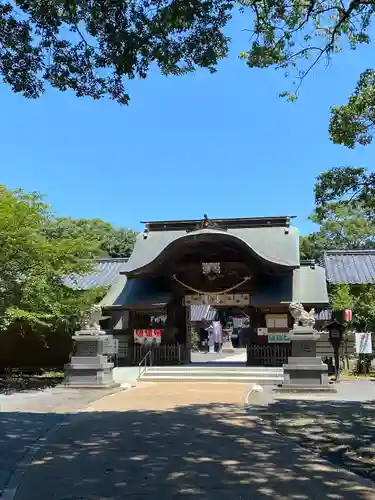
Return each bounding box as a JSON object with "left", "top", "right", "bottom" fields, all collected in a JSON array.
[{"left": 123, "top": 226, "right": 300, "bottom": 275}]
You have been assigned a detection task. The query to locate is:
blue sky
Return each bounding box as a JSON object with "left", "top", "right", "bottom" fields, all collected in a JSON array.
[{"left": 1, "top": 14, "right": 374, "bottom": 236}]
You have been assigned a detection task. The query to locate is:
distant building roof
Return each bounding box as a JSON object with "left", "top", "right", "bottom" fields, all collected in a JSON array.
[
  {"left": 322, "top": 250, "right": 375, "bottom": 285},
  {"left": 63, "top": 258, "right": 128, "bottom": 290},
  {"left": 190, "top": 305, "right": 217, "bottom": 322}
]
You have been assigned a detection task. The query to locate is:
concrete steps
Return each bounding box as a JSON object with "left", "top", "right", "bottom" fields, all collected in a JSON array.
[{"left": 139, "top": 365, "right": 284, "bottom": 384}]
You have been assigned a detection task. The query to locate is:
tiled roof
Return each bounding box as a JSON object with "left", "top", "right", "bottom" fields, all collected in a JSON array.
[
  {"left": 110, "top": 278, "right": 172, "bottom": 308},
  {"left": 322, "top": 250, "right": 375, "bottom": 284},
  {"left": 63, "top": 258, "right": 128, "bottom": 290}
]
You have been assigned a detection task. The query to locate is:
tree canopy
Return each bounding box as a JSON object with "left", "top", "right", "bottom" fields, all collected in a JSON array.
[
  {"left": 301, "top": 176, "right": 375, "bottom": 333},
  {"left": 300, "top": 201, "right": 375, "bottom": 261},
  {"left": 44, "top": 217, "right": 137, "bottom": 258},
  {"left": 238, "top": 0, "right": 375, "bottom": 155},
  {"left": 1, "top": 0, "right": 373, "bottom": 118},
  {"left": 329, "top": 70, "right": 375, "bottom": 148},
  {"left": 0, "top": 0, "right": 232, "bottom": 104},
  {"left": 314, "top": 166, "right": 375, "bottom": 215},
  {"left": 2, "top": 1, "right": 375, "bottom": 210},
  {"left": 0, "top": 185, "right": 124, "bottom": 334},
  {"left": 329, "top": 283, "right": 375, "bottom": 333}
]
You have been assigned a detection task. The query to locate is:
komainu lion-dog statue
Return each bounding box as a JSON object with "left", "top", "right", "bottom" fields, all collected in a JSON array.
[
  {"left": 289, "top": 301, "right": 315, "bottom": 329},
  {"left": 79, "top": 304, "right": 102, "bottom": 331}
]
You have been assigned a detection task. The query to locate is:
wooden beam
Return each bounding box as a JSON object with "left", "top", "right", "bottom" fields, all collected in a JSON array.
[{"left": 141, "top": 215, "right": 296, "bottom": 232}]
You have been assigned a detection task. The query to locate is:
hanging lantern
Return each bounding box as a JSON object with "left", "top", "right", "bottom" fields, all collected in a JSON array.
[{"left": 344, "top": 309, "right": 352, "bottom": 322}]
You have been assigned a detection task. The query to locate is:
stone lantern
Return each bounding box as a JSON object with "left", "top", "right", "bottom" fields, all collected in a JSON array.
[
  {"left": 63, "top": 305, "right": 119, "bottom": 389},
  {"left": 275, "top": 301, "right": 336, "bottom": 393}
]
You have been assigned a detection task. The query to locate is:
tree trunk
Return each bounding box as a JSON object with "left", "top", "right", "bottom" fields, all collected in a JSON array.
[{"left": 334, "top": 346, "right": 340, "bottom": 382}]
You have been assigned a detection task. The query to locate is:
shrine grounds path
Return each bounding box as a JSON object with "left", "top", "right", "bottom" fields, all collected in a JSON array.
[{"left": 2, "top": 382, "right": 373, "bottom": 500}]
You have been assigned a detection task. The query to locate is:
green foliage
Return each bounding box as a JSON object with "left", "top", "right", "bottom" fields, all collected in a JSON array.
[
  {"left": 238, "top": 0, "right": 375, "bottom": 154},
  {"left": 330, "top": 284, "right": 375, "bottom": 332},
  {"left": 330, "top": 70, "right": 375, "bottom": 148},
  {"left": 0, "top": 0, "right": 233, "bottom": 103},
  {"left": 1, "top": 0, "right": 374, "bottom": 168},
  {"left": 300, "top": 233, "right": 328, "bottom": 261},
  {"left": 351, "top": 285, "right": 375, "bottom": 333},
  {"left": 190, "top": 326, "right": 200, "bottom": 351},
  {"left": 304, "top": 170, "right": 375, "bottom": 334},
  {"left": 310, "top": 202, "right": 375, "bottom": 246},
  {"left": 1, "top": 0, "right": 372, "bottom": 125},
  {"left": 239, "top": 0, "right": 372, "bottom": 95},
  {"left": 43, "top": 217, "right": 137, "bottom": 258},
  {"left": 0, "top": 185, "right": 105, "bottom": 333},
  {"left": 300, "top": 202, "right": 375, "bottom": 260},
  {"left": 330, "top": 284, "right": 355, "bottom": 311},
  {"left": 314, "top": 166, "right": 375, "bottom": 214}
]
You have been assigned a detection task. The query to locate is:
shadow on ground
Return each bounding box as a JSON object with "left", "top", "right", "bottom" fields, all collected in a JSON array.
[
  {"left": 1, "top": 403, "right": 374, "bottom": 500},
  {"left": 0, "top": 375, "right": 63, "bottom": 395},
  {"left": 253, "top": 397, "right": 375, "bottom": 483}
]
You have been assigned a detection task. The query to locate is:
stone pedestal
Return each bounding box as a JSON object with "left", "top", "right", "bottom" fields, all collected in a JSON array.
[
  {"left": 63, "top": 329, "right": 119, "bottom": 389},
  {"left": 275, "top": 327, "right": 336, "bottom": 393}
]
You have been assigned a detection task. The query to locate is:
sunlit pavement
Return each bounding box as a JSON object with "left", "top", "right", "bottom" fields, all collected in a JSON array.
[
  {"left": 216, "top": 352, "right": 247, "bottom": 363},
  {"left": 8, "top": 382, "right": 374, "bottom": 500}
]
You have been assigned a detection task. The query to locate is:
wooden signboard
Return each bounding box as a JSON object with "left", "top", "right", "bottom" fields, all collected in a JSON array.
[
  {"left": 184, "top": 294, "right": 250, "bottom": 307},
  {"left": 265, "top": 314, "right": 288, "bottom": 329},
  {"left": 268, "top": 334, "right": 291, "bottom": 344}
]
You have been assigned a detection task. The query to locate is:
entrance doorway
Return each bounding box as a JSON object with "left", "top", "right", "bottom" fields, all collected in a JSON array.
[{"left": 188, "top": 304, "right": 250, "bottom": 366}]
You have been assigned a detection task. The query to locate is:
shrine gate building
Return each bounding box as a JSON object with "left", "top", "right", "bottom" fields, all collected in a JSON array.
[{"left": 98, "top": 216, "right": 329, "bottom": 366}]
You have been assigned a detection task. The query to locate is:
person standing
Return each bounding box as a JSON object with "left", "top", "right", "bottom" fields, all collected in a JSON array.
[{"left": 212, "top": 320, "right": 222, "bottom": 353}]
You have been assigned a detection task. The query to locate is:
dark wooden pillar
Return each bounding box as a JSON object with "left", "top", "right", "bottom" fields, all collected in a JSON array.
[{"left": 185, "top": 305, "right": 191, "bottom": 364}]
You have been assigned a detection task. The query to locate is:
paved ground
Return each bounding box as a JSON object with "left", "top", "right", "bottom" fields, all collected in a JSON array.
[
  {"left": 250, "top": 381, "right": 375, "bottom": 483},
  {"left": 113, "top": 366, "right": 139, "bottom": 385},
  {"left": 216, "top": 351, "right": 247, "bottom": 363},
  {"left": 0, "top": 387, "right": 119, "bottom": 496},
  {"left": 8, "top": 382, "right": 375, "bottom": 500},
  {"left": 190, "top": 351, "right": 246, "bottom": 364}
]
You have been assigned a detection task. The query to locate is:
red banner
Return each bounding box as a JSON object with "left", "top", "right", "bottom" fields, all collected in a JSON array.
[
  {"left": 134, "top": 329, "right": 162, "bottom": 344},
  {"left": 135, "top": 329, "right": 162, "bottom": 337}
]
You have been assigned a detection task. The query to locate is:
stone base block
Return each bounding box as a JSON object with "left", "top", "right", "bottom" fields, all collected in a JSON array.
[
  {"left": 274, "top": 384, "right": 337, "bottom": 394},
  {"left": 63, "top": 364, "right": 119, "bottom": 389},
  {"left": 62, "top": 382, "right": 120, "bottom": 390},
  {"left": 277, "top": 356, "right": 334, "bottom": 393},
  {"left": 289, "top": 326, "right": 321, "bottom": 340}
]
